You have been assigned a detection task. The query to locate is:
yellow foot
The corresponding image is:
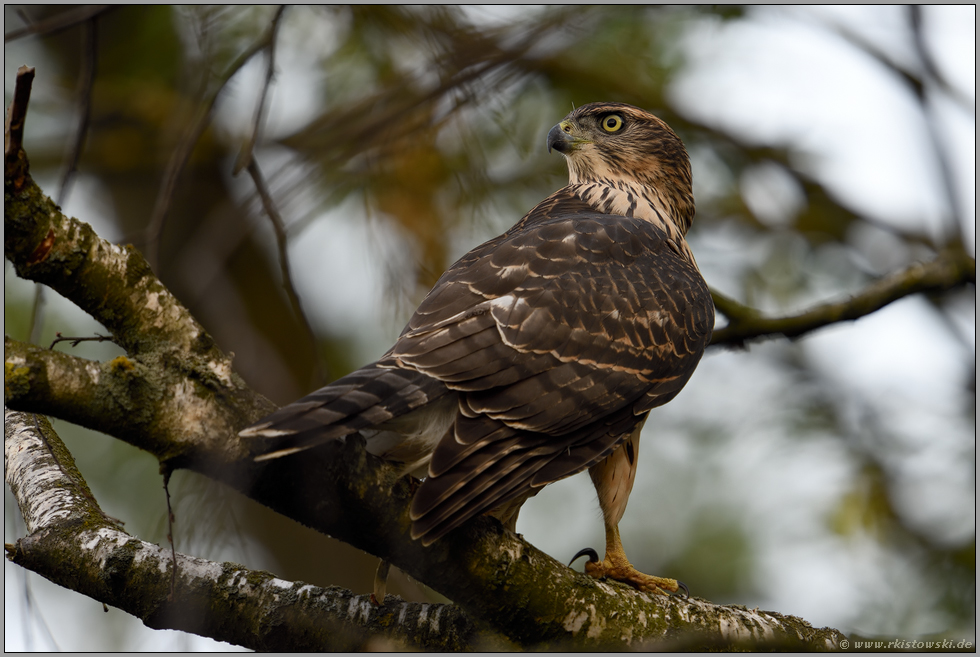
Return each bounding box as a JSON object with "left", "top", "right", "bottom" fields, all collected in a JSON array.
[{"left": 569, "top": 547, "right": 689, "bottom": 598}]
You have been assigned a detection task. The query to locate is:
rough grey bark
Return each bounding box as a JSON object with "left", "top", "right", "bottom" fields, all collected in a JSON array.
[{"left": 4, "top": 408, "right": 480, "bottom": 652}]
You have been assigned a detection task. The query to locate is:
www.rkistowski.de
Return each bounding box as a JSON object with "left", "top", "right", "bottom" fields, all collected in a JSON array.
[{"left": 843, "top": 639, "right": 973, "bottom": 650}]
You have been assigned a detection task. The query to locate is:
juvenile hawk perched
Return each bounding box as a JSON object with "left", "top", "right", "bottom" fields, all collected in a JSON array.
[{"left": 242, "top": 102, "right": 714, "bottom": 595}]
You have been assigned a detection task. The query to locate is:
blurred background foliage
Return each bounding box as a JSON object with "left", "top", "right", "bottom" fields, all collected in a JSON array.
[{"left": 4, "top": 5, "right": 974, "bottom": 650}]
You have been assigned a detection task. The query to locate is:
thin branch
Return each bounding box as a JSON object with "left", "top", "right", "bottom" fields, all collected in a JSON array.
[
  {"left": 26, "top": 284, "right": 45, "bottom": 346},
  {"left": 162, "top": 468, "right": 178, "bottom": 601},
  {"left": 244, "top": 158, "right": 327, "bottom": 385},
  {"left": 908, "top": 5, "right": 969, "bottom": 243},
  {"left": 233, "top": 5, "right": 286, "bottom": 175},
  {"left": 813, "top": 7, "right": 970, "bottom": 245},
  {"left": 709, "top": 246, "right": 976, "bottom": 348},
  {"left": 818, "top": 8, "right": 974, "bottom": 115},
  {"left": 3, "top": 5, "right": 113, "bottom": 43},
  {"left": 907, "top": 6, "right": 975, "bottom": 110},
  {"left": 4, "top": 65, "right": 35, "bottom": 184},
  {"left": 144, "top": 10, "right": 287, "bottom": 269},
  {"left": 57, "top": 15, "right": 98, "bottom": 206},
  {"left": 230, "top": 5, "right": 326, "bottom": 385},
  {"left": 48, "top": 332, "right": 114, "bottom": 350}
]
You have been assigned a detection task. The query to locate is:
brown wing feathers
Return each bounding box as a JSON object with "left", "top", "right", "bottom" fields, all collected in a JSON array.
[{"left": 399, "top": 208, "right": 712, "bottom": 544}]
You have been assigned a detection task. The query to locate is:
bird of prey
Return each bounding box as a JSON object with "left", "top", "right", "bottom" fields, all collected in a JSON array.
[{"left": 241, "top": 102, "right": 714, "bottom": 596}]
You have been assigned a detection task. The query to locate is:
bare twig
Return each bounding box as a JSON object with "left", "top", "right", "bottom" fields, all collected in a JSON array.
[
  {"left": 710, "top": 246, "right": 976, "bottom": 348},
  {"left": 57, "top": 16, "right": 99, "bottom": 206},
  {"left": 4, "top": 65, "right": 36, "bottom": 177},
  {"left": 818, "top": 8, "right": 974, "bottom": 115},
  {"left": 48, "top": 332, "right": 114, "bottom": 350},
  {"left": 144, "top": 10, "right": 288, "bottom": 269},
  {"left": 233, "top": 5, "right": 286, "bottom": 175},
  {"left": 908, "top": 5, "right": 969, "bottom": 242},
  {"left": 162, "top": 468, "right": 178, "bottom": 602},
  {"left": 3, "top": 5, "right": 113, "bottom": 43},
  {"left": 231, "top": 6, "right": 326, "bottom": 385},
  {"left": 814, "top": 7, "right": 969, "bottom": 245},
  {"left": 908, "top": 6, "right": 974, "bottom": 110},
  {"left": 245, "top": 158, "right": 327, "bottom": 385}
]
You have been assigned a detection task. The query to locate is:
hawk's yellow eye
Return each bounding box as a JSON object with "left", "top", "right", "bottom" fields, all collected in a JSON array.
[{"left": 601, "top": 114, "right": 624, "bottom": 133}]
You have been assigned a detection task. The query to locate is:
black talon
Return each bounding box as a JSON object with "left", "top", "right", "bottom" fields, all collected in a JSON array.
[
  {"left": 569, "top": 547, "right": 600, "bottom": 566},
  {"left": 670, "top": 580, "right": 690, "bottom": 599}
]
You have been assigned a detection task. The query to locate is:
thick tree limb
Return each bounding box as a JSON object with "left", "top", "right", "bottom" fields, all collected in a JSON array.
[
  {"left": 4, "top": 337, "right": 268, "bottom": 462},
  {"left": 710, "top": 246, "right": 976, "bottom": 348},
  {"left": 5, "top": 170, "right": 219, "bottom": 358},
  {"left": 3, "top": 408, "right": 478, "bottom": 651}
]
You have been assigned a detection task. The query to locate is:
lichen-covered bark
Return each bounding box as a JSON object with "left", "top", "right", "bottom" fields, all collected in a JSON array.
[
  {"left": 5, "top": 164, "right": 277, "bottom": 462},
  {"left": 5, "top": 407, "right": 843, "bottom": 650},
  {"left": 5, "top": 174, "right": 214, "bottom": 357},
  {"left": 4, "top": 408, "right": 481, "bottom": 651},
  {"left": 4, "top": 336, "right": 272, "bottom": 462}
]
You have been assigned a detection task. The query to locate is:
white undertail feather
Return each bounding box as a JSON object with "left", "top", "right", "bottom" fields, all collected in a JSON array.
[{"left": 363, "top": 394, "right": 458, "bottom": 477}]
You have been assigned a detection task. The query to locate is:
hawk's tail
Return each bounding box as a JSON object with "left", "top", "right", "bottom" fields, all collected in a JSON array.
[{"left": 240, "top": 361, "right": 449, "bottom": 461}]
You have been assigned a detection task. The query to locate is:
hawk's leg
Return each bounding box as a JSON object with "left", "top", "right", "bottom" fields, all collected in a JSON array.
[
  {"left": 370, "top": 559, "right": 391, "bottom": 606},
  {"left": 575, "top": 425, "right": 687, "bottom": 597}
]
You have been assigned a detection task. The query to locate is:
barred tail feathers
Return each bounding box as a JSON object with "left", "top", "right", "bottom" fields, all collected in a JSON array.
[{"left": 241, "top": 362, "right": 450, "bottom": 461}]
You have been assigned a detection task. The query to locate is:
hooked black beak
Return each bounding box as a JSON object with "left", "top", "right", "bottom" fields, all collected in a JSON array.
[{"left": 547, "top": 123, "right": 570, "bottom": 154}]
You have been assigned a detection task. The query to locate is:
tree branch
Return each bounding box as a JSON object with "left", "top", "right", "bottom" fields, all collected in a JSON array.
[
  {"left": 3, "top": 5, "right": 114, "bottom": 43},
  {"left": 3, "top": 408, "right": 478, "bottom": 651},
  {"left": 710, "top": 246, "right": 976, "bottom": 348},
  {"left": 233, "top": 5, "right": 286, "bottom": 175},
  {"left": 4, "top": 372, "right": 844, "bottom": 649},
  {"left": 4, "top": 65, "right": 35, "bottom": 187},
  {"left": 5, "top": 174, "right": 213, "bottom": 357},
  {"left": 144, "top": 6, "right": 291, "bottom": 268},
  {"left": 243, "top": 157, "right": 326, "bottom": 386}
]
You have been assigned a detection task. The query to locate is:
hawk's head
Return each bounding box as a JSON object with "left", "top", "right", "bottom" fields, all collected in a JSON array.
[{"left": 547, "top": 102, "right": 694, "bottom": 233}]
